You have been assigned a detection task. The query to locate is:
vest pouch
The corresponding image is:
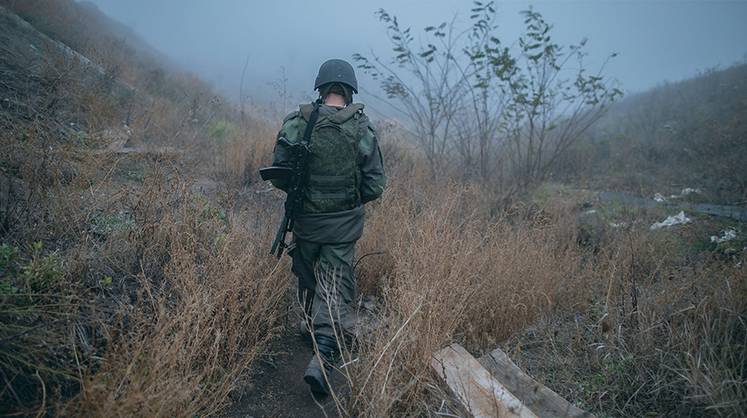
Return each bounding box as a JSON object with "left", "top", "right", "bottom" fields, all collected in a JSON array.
[{"left": 308, "top": 174, "right": 353, "bottom": 199}]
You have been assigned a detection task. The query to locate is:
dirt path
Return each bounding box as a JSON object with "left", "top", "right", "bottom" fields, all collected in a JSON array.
[{"left": 224, "top": 327, "right": 347, "bottom": 418}]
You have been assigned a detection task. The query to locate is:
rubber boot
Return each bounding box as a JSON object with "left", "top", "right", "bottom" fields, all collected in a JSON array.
[{"left": 304, "top": 335, "right": 336, "bottom": 395}]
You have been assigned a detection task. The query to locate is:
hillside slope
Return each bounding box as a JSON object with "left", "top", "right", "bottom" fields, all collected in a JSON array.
[
  {"left": 575, "top": 63, "right": 747, "bottom": 204},
  {"left": 1, "top": 2, "right": 282, "bottom": 416}
]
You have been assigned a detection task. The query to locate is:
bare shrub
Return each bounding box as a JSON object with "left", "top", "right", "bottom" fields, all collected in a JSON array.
[{"left": 355, "top": 1, "right": 620, "bottom": 191}]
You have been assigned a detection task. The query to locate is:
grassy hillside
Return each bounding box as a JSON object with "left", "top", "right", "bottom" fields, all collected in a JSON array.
[
  {"left": 563, "top": 63, "right": 747, "bottom": 204},
  {"left": 0, "top": 1, "right": 281, "bottom": 415}
]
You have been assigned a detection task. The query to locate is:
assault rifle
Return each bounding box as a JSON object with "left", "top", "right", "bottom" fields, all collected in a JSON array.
[{"left": 259, "top": 102, "right": 320, "bottom": 258}]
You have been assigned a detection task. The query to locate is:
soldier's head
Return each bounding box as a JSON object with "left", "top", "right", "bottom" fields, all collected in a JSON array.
[{"left": 315, "top": 59, "right": 357, "bottom": 106}]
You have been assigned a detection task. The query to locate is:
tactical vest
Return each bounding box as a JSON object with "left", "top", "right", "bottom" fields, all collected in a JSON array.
[{"left": 298, "top": 103, "right": 367, "bottom": 214}]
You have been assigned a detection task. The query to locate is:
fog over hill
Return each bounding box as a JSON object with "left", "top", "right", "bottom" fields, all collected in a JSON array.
[{"left": 87, "top": 0, "right": 747, "bottom": 113}]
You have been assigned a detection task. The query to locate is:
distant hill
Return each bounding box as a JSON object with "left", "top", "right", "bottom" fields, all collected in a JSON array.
[
  {"left": 566, "top": 63, "right": 747, "bottom": 204},
  {"left": 0, "top": 0, "right": 217, "bottom": 112},
  {"left": 1, "top": 0, "right": 174, "bottom": 78}
]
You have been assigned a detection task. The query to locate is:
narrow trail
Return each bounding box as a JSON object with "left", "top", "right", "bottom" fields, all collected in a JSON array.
[{"left": 224, "top": 327, "right": 346, "bottom": 418}]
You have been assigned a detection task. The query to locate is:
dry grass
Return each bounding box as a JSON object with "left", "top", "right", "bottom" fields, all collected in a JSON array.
[
  {"left": 1, "top": 7, "right": 289, "bottom": 414},
  {"left": 505, "top": 228, "right": 746, "bottom": 417},
  {"left": 2, "top": 122, "right": 290, "bottom": 416},
  {"left": 208, "top": 118, "right": 276, "bottom": 188},
  {"left": 62, "top": 180, "right": 289, "bottom": 417},
  {"left": 322, "top": 175, "right": 596, "bottom": 416},
  {"left": 324, "top": 163, "right": 744, "bottom": 417}
]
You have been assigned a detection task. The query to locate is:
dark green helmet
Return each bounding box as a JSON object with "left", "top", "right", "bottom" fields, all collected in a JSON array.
[{"left": 314, "top": 59, "right": 358, "bottom": 93}]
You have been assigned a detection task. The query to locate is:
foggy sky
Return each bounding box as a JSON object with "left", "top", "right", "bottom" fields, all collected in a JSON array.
[{"left": 87, "top": 0, "right": 747, "bottom": 116}]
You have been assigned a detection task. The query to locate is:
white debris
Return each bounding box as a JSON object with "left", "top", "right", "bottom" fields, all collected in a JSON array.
[
  {"left": 609, "top": 222, "right": 627, "bottom": 228},
  {"left": 650, "top": 211, "right": 691, "bottom": 230},
  {"left": 669, "top": 187, "right": 702, "bottom": 199},
  {"left": 584, "top": 209, "right": 598, "bottom": 215},
  {"left": 653, "top": 193, "right": 667, "bottom": 203},
  {"left": 710, "top": 228, "right": 737, "bottom": 243}
]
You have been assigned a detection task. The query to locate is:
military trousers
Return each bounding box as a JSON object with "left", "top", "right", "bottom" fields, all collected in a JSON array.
[{"left": 290, "top": 238, "right": 356, "bottom": 342}]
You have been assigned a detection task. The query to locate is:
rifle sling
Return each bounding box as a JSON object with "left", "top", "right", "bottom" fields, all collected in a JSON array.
[
  {"left": 290, "top": 101, "right": 320, "bottom": 218},
  {"left": 301, "top": 101, "right": 321, "bottom": 146}
]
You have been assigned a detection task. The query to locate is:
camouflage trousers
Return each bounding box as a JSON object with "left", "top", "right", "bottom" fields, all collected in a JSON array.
[{"left": 290, "top": 238, "right": 356, "bottom": 341}]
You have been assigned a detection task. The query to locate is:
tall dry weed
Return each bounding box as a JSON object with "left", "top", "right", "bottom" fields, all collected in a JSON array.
[
  {"left": 501, "top": 221, "right": 746, "bottom": 417},
  {"left": 61, "top": 178, "right": 289, "bottom": 417},
  {"left": 336, "top": 177, "right": 599, "bottom": 416}
]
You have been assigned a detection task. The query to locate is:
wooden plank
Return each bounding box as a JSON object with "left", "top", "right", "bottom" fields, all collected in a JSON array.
[
  {"left": 478, "top": 348, "right": 595, "bottom": 418},
  {"left": 431, "top": 344, "right": 538, "bottom": 418}
]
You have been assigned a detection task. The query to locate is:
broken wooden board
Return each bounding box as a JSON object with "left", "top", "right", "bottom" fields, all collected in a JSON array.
[
  {"left": 431, "top": 343, "right": 538, "bottom": 418},
  {"left": 478, "top": 348, "right": 595, "bottom": 418}
]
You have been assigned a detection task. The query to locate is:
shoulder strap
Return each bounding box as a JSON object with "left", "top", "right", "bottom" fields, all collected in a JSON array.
[
  {"left": 300, "top": 101, "right": 321, "bottom": 146},
  {"left": 329, "top": 103, "right": 364, "bottom": 124},
  {"left": 283, "top": 110, "right": 300, "bottom": 124}
]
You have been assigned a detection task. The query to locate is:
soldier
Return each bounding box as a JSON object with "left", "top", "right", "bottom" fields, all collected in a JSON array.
[{"left": 268, "top": 59, "right": 386, "bottom": 395}]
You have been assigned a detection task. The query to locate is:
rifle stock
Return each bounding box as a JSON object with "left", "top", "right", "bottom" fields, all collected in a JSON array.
[{"left": 259, "top": 166, "right": 293, "bottom": 182}]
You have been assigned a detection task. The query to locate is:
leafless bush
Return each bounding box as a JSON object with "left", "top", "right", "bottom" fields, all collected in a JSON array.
[{"left": 355, "top": 1, "right": 621, "bottom": 193}]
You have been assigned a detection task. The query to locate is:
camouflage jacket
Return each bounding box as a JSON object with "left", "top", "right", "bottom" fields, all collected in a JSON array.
[{"left": 271, "top": 103, "right": 386, "bottom": 243}]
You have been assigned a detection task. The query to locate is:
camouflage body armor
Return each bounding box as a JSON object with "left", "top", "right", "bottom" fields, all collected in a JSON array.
[{"left": 295, "top": 103, "right": 368, "bottom": 214}]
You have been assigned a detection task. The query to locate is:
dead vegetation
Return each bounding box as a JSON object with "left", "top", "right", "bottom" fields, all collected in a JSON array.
[
  {"left": 324, "top": 172, "right": 745, "bottom": 417},
  {"left": 1, "top": 2, "right": 287, "bottom": 416}
]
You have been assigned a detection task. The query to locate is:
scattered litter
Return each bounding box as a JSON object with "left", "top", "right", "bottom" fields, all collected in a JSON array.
[
  {"left": 710, "top": 228, "right": 737, "bottom": 243},
  {"left": 609, "top": 222, "right": 626, "bottom": 228},
  {"left": 669, "top": 187, "right": 702, "bottom": 199},
  {"left": 653, "top": 193, "right": 667, "bottom": 203},
  {"left": 650, "top": 211, "right": 691, "bottom": 230},
  {"left": 584, "top": 209, "right": 598, "bottom": 215}
]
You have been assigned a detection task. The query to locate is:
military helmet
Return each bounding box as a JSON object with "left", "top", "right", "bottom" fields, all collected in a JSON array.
[{"left": 314, "top": 59, "right": 358, "bottom": 93}]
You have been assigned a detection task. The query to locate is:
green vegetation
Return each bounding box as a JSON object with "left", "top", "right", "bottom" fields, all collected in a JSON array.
[{"left": 209, "top": 119, "right": 239, "bottom": 142}]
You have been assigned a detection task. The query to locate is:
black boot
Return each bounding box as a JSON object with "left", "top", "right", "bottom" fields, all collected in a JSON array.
[{"left": 304, "top": 335, "right": 336, "bottom": 395}]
